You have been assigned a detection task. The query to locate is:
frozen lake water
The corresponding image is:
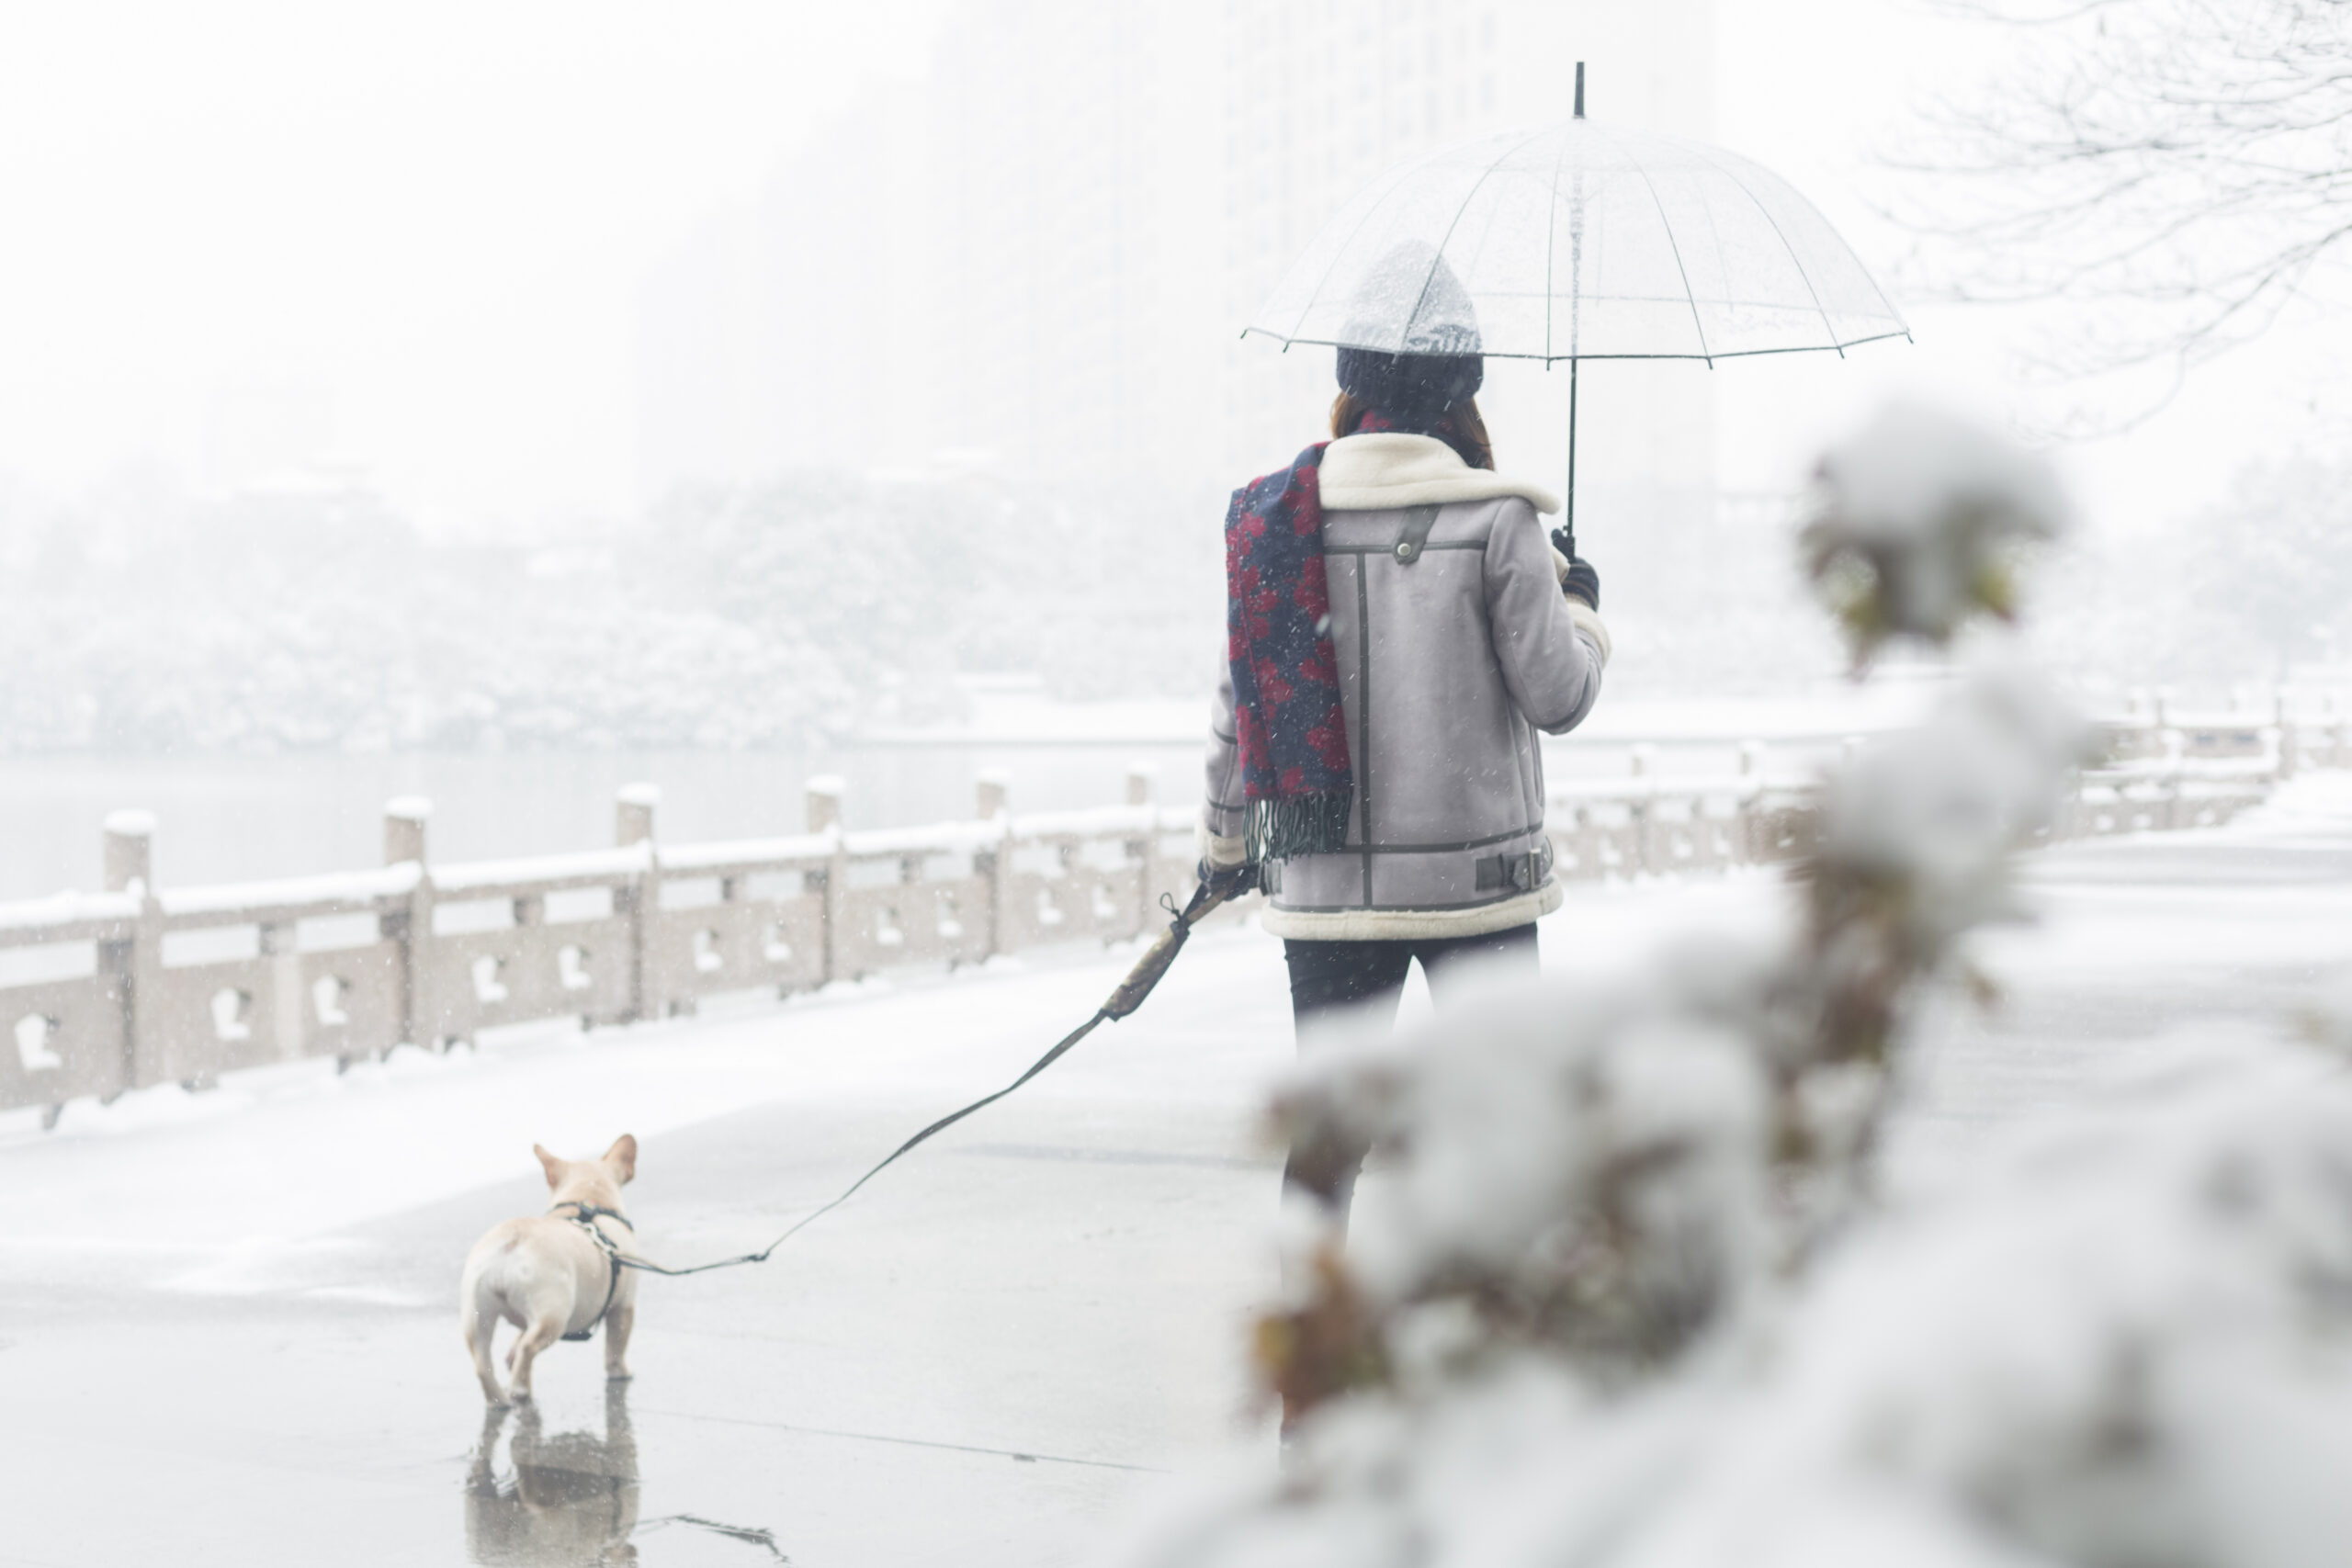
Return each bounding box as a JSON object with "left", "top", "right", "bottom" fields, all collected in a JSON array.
[
  {"left": 0, "top": 689, "right": 1939, "bottom": 901},
  {"left": 0, "top": 744, "right": 1210, "bottom": 904},
  {"left": 3, "top": 740, "right": 2307, "bottom": 1566}
]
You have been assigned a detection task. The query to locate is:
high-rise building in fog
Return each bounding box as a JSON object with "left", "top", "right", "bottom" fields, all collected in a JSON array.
[
  {"left": 922, "top": 1, "right": 1225, "bottom": 490},
  {"left": 635, "top": 84, "right": 929, "bottom": 500},
  {"left": 634, "top": 0, "right": 1718, "bottom": 526}
]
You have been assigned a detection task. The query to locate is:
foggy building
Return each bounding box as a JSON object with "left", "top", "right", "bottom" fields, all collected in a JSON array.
[
  {"left": 923, "top": 1, "right": 1225, "bottom": 490},
  {"left": 634, "top": 0, "right": 1718, "bottom": 537},
  {"left": 634, "top": 83, "right": 930, "bottom": 500},
  {"left": 635, "top": 2, "right": 1227, "bottom": 498}
]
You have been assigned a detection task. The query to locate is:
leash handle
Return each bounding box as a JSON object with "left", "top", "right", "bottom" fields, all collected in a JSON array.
[{"left": 1101, "top": 883, "right": 1225, "bottom": 1020}]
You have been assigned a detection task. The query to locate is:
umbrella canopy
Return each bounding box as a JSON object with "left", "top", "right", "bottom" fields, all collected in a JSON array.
[{"left": 1247, "top": 116, "right": 1908, "bottom": 365}]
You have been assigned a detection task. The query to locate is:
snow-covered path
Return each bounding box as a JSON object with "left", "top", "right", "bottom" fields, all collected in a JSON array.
[{"left": 2, "top": 778, "right": 2349, "bottom": 1566}]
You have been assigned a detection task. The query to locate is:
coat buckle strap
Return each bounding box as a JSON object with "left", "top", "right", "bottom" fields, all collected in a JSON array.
[
  {"left": 1391, "top": 504, "right": 1441, "bottom": 564},
  {"left": 1474, "top": 843, "right": 1554, "bottom": 893}
]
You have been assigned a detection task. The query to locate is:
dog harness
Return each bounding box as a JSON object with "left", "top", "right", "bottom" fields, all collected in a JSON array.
[{"left": 549, "top": 1201, "right": 633, "bottom": 1341}]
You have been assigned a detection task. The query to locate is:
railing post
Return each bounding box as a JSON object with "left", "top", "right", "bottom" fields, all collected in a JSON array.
[
  {"left": 382, "top": 796, "right": 431, "bottom": 1062},
  {"left": 808, "top": 775, "right": 846, "bottom": 985},
  {"left": 1736, "top": 739, "right": 1765, "bottom": 864},
  {"left": 1125, "top": 762, "right": 1156, "bottom": 936},
  {"left": 975, "top": 768, "right": 1010, "bottom": 822},
  {"left": 103, "top": 810, "right": 168, "bottom": 1091},
  {"left": 2118, "top": 688, "right": 2153, "bottom": 761},
  {"left": 974, "top": 770, "right": 1010, "bottom": 959},
  {"left": 2161, "top": 728, "right": 2188, "bottom": 829},
  {"left": 384, "top": 797, "right": 427, "bottom": 868},
  {"left": 260, "top": 919, "right": 301, "bottom": 1062},
  {"left": 616, "top": 783, "right": 660, "bottom": 1021},
  {"left": 105, "top": 811, "right": 153, "bottom": 895},
  {"left": 1629, "top": 745, "right": 1657, "bottom": 874},
  {"left": 804, "top": 775, "right": 843, "bottom": 834},
  {"left": 2275, "top": 689, "right": 2300, "bottom": 780},
  {"left": 616, "top": 784, "right": 658, "bottom": 849},
  {"left": 88, "top": 810, "right": 151, "bottom": 1116},
  {"left": 1575, "top": 801, "right": 1601, "bottom": 878}
]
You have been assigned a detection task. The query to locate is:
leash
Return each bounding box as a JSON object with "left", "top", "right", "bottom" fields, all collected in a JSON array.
[{"left": 606, "top": 877, "right": 1239, "bottom": 1285}]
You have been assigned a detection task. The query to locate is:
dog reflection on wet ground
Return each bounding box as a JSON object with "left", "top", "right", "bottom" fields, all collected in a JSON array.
[{"left": 464, "top": 1386, "right": 784, "bottom": 1563}]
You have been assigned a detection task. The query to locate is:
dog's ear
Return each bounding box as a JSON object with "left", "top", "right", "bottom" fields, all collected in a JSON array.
[
  {"left": 534, "top": 1144, "right": 567, "bottom": 1190},
  {"left": 604, "top": 1134, "right": 638, "bottom": 1185}
]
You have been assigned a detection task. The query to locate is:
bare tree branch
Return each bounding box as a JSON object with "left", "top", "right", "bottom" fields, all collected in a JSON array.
[{"left": 1890, "top": 0, "right": 2352, "bottom": 424}]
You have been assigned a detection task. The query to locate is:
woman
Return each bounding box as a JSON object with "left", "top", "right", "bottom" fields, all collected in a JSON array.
[{"left": 1200, "top": 253, "right": 1610, "bottom": 1222}]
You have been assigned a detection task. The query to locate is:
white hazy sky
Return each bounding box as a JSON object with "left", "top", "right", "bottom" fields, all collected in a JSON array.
[
  {"left": 0, "top": 1, "right": 2343, "bottom": 536},
  {"left": 0, "top": 0, "right": 944, "bottom": 533}
]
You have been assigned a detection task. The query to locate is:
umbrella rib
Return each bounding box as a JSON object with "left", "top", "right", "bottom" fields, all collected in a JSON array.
[
  {"left": 1408, "top": 125, "right": 1557, "bottom": 354},
  {"left": 1255, "top": 327, "right": 1910, "bottom": 363},
  {"left": 1284, "top": 157, "right": 1426, "bottom": 346},
  {"left": 1595, "top": 122, "right": 1712, "bottom": 365},
  {"left": 1693, "top": 141, "right": 1853, "bottom": 355},
  {"left": 1776, "top": 155, "right": 1909, "bottom": 344},
  {"left": 1542, "top": 123, "right": 1576, "bottom": 365}
]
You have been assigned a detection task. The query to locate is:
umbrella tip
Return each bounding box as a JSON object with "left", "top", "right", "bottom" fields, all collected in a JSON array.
[{"left": 1574, "top": 61, "right": 1585, "bottom": 118}]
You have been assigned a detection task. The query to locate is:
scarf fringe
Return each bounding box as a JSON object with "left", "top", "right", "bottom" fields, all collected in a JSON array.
[{"left": 1245, "top": 791, "right": 1354, "bottom": 863}]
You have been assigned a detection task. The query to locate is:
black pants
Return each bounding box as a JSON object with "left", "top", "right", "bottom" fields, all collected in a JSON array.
[{"left": 1280, "top": 923, "right": 1540, "bottom": 1218}]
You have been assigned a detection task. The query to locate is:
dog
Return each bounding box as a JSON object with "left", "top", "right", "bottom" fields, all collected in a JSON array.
[{"left": 462, "top": 1134, "right": 640, "bottom": 1405}]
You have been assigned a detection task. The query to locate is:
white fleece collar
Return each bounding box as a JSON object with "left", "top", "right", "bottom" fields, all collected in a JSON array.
[{"left": 1318, "top": 433, "right": 1561, "bottom": 515}]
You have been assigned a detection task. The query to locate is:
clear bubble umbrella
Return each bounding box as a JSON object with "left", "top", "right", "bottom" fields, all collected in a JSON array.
[{"left": 1246, "top": 66, "right": 1909, "bottom": 553}]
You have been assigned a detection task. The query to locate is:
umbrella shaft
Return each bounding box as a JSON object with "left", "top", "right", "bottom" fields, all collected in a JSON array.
[{"left": 1563, "top": 357, "right": 1578, "bottom": 558}]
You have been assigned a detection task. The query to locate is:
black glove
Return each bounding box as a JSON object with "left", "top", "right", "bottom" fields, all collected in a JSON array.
[
  {"left": 1550, "top": 528, "right": 1600, "bottom": 611},
  {"left": 1196, "top": 858, "right": 1260, "bottom": 902}
]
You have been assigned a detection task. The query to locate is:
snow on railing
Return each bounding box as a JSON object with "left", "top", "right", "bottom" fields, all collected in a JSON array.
[
  {"left": 0, "top": 710, "right": 2338, "bottom": 1128},
  {"left": 0, "top": 768, "right": 1204, "bottom": 1127}
]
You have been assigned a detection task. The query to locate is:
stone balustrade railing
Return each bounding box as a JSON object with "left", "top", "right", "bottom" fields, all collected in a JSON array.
[{"left": 1, "top": 705, "right": 2339, "bottom": 1128}]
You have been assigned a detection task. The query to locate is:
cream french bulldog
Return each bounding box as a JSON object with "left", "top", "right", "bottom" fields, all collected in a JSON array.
[{"left": 461, "top": 1134, "right": 639, "bottom": 1406}]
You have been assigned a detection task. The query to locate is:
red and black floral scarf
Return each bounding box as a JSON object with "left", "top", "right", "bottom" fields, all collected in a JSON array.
[{"left": 1224, "top": 443, "right": 1351, "bottom": 862}]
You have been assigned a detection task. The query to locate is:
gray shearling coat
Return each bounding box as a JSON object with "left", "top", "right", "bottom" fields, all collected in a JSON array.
[{"left": 1201, "top": 432, "right": 1611, "bottom": 941}]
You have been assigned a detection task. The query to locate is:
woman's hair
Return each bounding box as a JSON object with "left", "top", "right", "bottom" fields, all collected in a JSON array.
[{"left": 1330, "top": 390, "right": 1494, "bottom": 471}]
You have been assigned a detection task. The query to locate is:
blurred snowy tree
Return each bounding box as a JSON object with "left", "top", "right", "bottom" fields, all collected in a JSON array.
[
  {"left": 2197, "top": 453, "right": 2352, "bottom": 671},
  {"left": 2019, "top": 448, "right": 2352, "bottom": 685},
  {"left": 0, "top": 464, "right": 1221, "bottom": 753},
  {"left": 1127, "top": 406, "right": 2352, "bottom": 1568}
]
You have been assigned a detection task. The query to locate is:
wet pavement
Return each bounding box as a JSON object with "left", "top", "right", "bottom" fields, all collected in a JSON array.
[
  {"left": 6, "top": 778, "right": 2351, "bottom": 1564},
  {"left": 0, "top": 931, "right": 1295, "bottom": 1567}
]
